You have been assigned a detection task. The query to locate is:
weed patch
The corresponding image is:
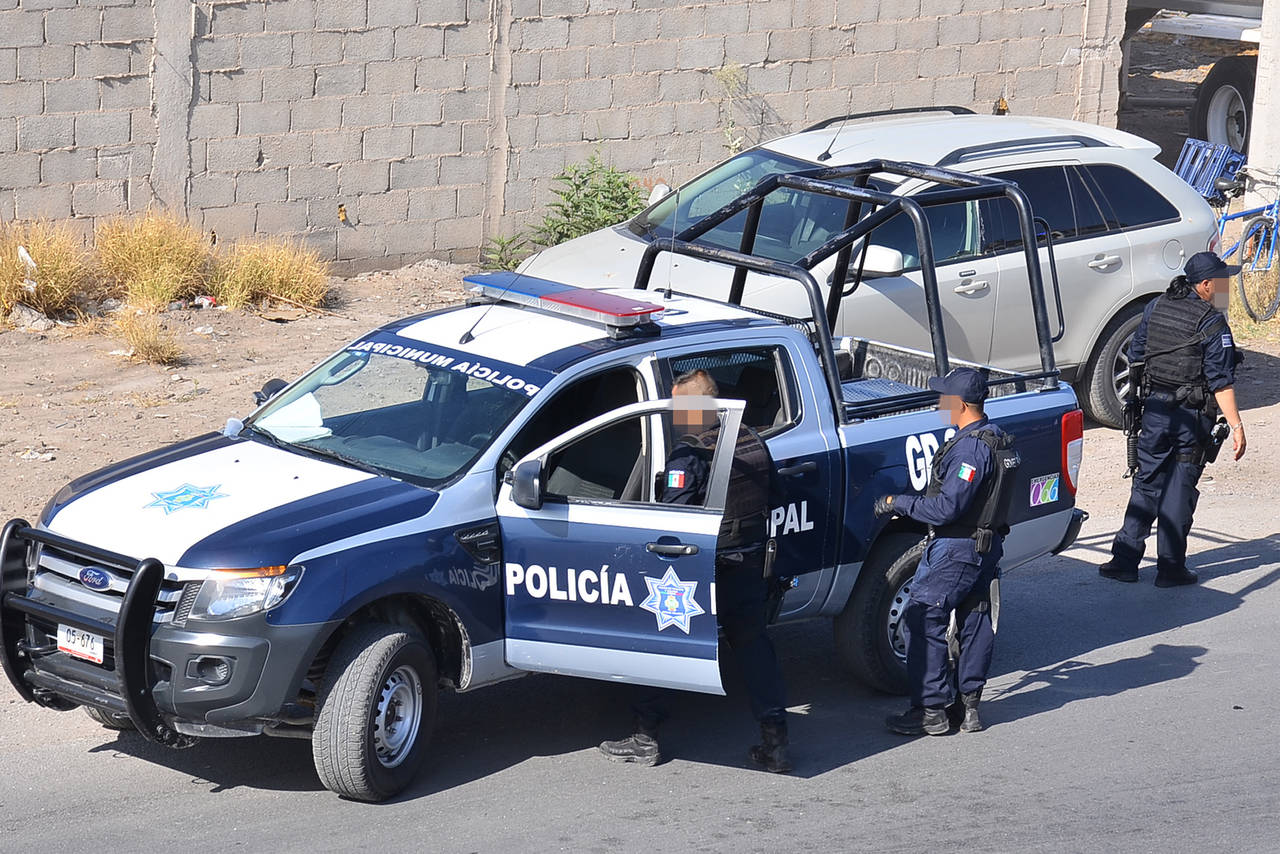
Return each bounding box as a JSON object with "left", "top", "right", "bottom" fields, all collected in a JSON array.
[
  {"left": 213, "top": 240, "right": 330, "bottom": 309},
  {"left": 96, "top": 214, "right": 212, "bottom": 311},
  {"left": 115, "top": 312, "right": 183, "bottom": 366},
  {"left": 0, "top": 220, "right": 89, "bottom": 315}
]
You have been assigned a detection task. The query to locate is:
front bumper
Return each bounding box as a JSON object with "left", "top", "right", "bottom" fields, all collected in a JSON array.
[
  {"left": 1051, "top": 507, "right": 1089, "bottom": 555},
  {"left": 0, "top": 520, "right": 335, "bottom": 744}
]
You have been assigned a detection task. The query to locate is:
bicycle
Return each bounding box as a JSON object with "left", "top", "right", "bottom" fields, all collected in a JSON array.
[{"left": 1174, "top": 139, "right": 1280, "bottom": 322}]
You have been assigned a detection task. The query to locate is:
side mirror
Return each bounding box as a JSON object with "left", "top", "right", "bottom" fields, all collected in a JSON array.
[
  {"left": 647, "top": 183, "right": 672, "bottom": 206},
  {"left": 854, "top": 244, "right": 906, "bottom": 278},
  {"left": 253, "top": 378, "right": 288, "bottom": 405},
  {"left": 511, "top": 458, "right": 544, "bottom": 510}
]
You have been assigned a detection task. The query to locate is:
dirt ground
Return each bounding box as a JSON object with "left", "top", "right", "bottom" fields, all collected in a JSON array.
[{"left": 2, "top": 26, "right": 1278, "bottom": 529}]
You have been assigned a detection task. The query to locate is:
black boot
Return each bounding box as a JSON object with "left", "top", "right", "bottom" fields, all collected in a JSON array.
[
  {"left": 1154, "top": 567, "right": 1198, "bottom": 588},
  {"left": 748, "top": 720, "right": 793, "bottom": 773},
  {"left": 599, "top": 723, "right": 661, "bottom": 766},
  {"left": 885, "top": 706, "right": 950, "bottom": 736},
  {"left": 958, "top": 690, "right": 984, "bottom": 733},
  {"left": 1099, "top": 561, "right": 1139, "bottom": 583}
]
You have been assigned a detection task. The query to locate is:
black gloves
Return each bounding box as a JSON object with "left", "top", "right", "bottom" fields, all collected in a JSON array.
[{"left": 874, "top": 495, "right": 901, "bottom": 517}]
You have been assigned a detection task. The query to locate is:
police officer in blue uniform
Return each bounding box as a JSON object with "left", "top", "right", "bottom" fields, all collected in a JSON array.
[
  {"left": 875, "top": 368, "right": 1015, "bottom": 735},
  {"left": 599, "top": 369, "right": 792, "bottom": 772},
  {"left": 1100, "top": 251, "right": 1247, "bottom": 586}
]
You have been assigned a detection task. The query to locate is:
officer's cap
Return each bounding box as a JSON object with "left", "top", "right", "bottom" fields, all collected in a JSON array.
[
  {"left": 1184, "top": 251, "right": 1240, "bottom": 283},
  {"left": 928, "top": 367, "right": 987, "bottom": 404}
]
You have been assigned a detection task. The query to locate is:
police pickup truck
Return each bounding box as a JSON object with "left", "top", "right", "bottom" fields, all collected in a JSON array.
[{"left": 0, "top": 161, "right": 1085, "bottom": 801}]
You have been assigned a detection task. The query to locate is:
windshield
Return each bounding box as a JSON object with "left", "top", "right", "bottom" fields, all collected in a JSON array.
[{"left": 247, "top": 337, "right": 547, "bottom": 487}]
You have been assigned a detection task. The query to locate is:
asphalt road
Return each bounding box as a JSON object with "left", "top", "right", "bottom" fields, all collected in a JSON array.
[{"left": 2, "top": 451, "right": 1279, "bottom": 853}]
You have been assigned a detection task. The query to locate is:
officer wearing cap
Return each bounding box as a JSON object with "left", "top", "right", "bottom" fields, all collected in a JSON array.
[
  {"left": 1100, "top": 251, "right": 1247, "bottom": 587},
  {"left": 875, "top": 367, "right": 1013, "bottom": 736}
]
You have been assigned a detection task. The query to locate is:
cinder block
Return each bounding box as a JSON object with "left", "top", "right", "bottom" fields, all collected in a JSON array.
[
  {"left": 890, "top": 78, "right": 934, "bottom": 108},
  {"left": 393, "top": 91, "right": 442, "bottom": 125},
  {"left": 364, "top": 60, "right": 416, "bottom": 93},
  {"left": 212, "top": 2, "right": 265, "bottom": 35},
  {"left": 855, "top": 20, "right": 897, "bottom": 53},
  {"left": 407, "top": 186, "right": 456, "bottom": 221},
  {"left": 378, "top": 220, "right": 434, "bottom": 260},
  {"left": 0, "top": 190, "right": 13, "bottom": 223},
  {"left": 260, "top": 132, "right": 315, "bottom": 166},
  {"left": 704, "top": 4, "right": 748, "bottom": 36},
  {"left": 309, "top": 128, "right": 363, "bottom": 162},
  {"left": 565, "top": 78, "right": 613, "bottom": 111},
  {"left": 1022, "top": 6, "right": 1063, "bottom": 37},
  {"left": 255, "top": 200, "right": 310, "bottom": 233},
  {"left": 368, "top": 0, "right": 417, "bottom": 28},
  {"left": 261, "top": 66, "right": 315, "bottom": 101},
  {"left": 22, "top": 114, "right": 73, "bottom": 150},
  {"left": 657, "top": 70, "right": 701, "bottom": 103},
  {"left": 362, "top": 125, "right": 412, "bottom": 159},
  {"left": 291, "top": 31, "right": 344, "bottom": 66},
  {"left": 45, "top": 8, "right": 103, "bottom": 44},
  {"left": 674, "top": 99, "right": 718, "bottom": 131},
  {"left": 129, "top": 108, "right": 155, "bottom": 144},
  {"left": 211, "top": 69, "right": 264, "bottom": 103},
  {"left": 239, "top": 33, "right": 293, "bottom": 69},
  {"left": 190, "top": 137, "right": 207, "bottom": 173},
  {"left": 237, "top": 101, "right": 290, "bottom": 135},
  {"left": 875, "top": 48, "right": 920, "bottom": 83},
  {"left": 389, "top": 158, "right": 438, "bottom": 189},
  {"left": 208, "top": 135, "right": 262, "bottom": 170},
  {"left": 0, "top": 117, "right": 16, "bottom": 153},
  {"left": 747, "top": 1, "right": 790, "bottom": 31},
  {"left": 192, "top": 102, "right": 238, "bottom": 137},
  {"left": 568, "top": 14, "right": 614, "bottom": 47},
  {"left": 517, "top": 18, "right": 570, "bottom": 51},
  {"left": 315, "top": 63, "right": 365, "bottom": 96},
  {"left": 810, "top": 26, "right": 852, "bottom": 59},
  {"left": 767, "top": 29, "right": 811, "bottom": 63},
  {"left": 414, "top": 56, "right": 465, "bottom": 89},
  {"left": 338, "top": 160, "right": 390, "bottom": 193},
  {"left": 933, "top": 74, "right": 976, "bottom": 105},
  {"left": 393, "top": 25, "right": 444, "bottom": 59},
  {"left": 917, "top": 45, "right": 961, "bottom": 78},
  {"left": 295, "top": 228, "right": 336, "bottom": 260},
  {"left": 288, "top": 164, "right": 339, "bottom": 199},
  {"left": 101, "top": 6, "right": 154, "bottom": 43},
  {"left": 540, "top": 47, "right": 587, "bottom": 81},
  {"left": 434, "top": 214, "right": 482, "bottom": 251},
  {"left": 897, "top": 19, "right": 940, "bottom": 51},
  {"left": 0, "top": 48, "right": 14, "bottom": 82},
  {"left": 129, "top": 41, "right": 151, "bottom": 75},
  {"left": 979, "top": 11, "right": 1021, "bottom": 42},
  {"left": 723, "top": 31, "right": 768, "bottom": 65},
  {"left": 1002, "top": 37, "right": 1041, "bottom": 70},
  {"left": 631, "top": 40, "right": 676, "bottom": 74},
  {"left": 1014, "top": 66, "right": 1058, "bottom": 99},
  {"left": 40, "top": 147, "right": 95, "bottom": 183},
  {"left": 44, "top": 79, "right": 98, "bottom": 114},
  {"left": 443, "top": 23, "right": 490, "bottom": 56},
  {"left": 98, "top": 74, "right": 149, "bottom": 110},
  {"left": 345, "top": 28, "right": 395, "bottom": 62},
  {"left": 188, "top": 172, "right": 237, "bottom": 207},
  {"left": 610, "top": 74, "right": 658, "bottom": 106},
  {"left": 746, "top": 63, "right": 791, "bottom": 95},
  {"left": 511, "top": 51, "right": 541, "bottom": 84},
  {"left": 455, "top": 181, "right": 484, "bottom": 217},
  {"left": 336, "top": 224, "right": 383, "bottom": 261},
  {"left": 316, "top": 0, "right": 367, "bottom": 30},
  {"left": 15, "top": 185, "right": 73, "bottom": 219},
  {"left": 338, "top": 93, "right": 389, "bottom": 127},
  {"left": 441, "top": 88, "right": 486, "bottom": 122},
  {"left": 0, "top": 151, "right": 40, "bottom": 186},
  {"left": 264, "top": 0, "right": 317, "bottom": 32},
  {"left": 71, "top": 179, "right": 127, "bottom": 216},
  {"left": 938, "top": 13, "right": 980, "bottom": 45},
  {"left": 438, "top": 153, "right": 486, "bottom": 185},
  {"left": 19, "top": 47, "right": 75, "bottom": 81},
  {"left": 94, "top": 146, "right": 134, "bottom": 179},
  {"left": 411, "top": 122, "right": 461, "bottom": 155},
  {"left": 460, "top": 119, "right": 485, "bottom": 153},
  {"left": 959, "top": 41, "right": 1002, "bottom": 74},
  {"left": 290, "top": 98, "right": 343, "bottom": 131},
  {"left": 533, "top": 112, "right": 580, "bottom": 145},
  {"left": 418, "top": 0, "right": 467, "bottom": 26},
  {"left": 201, "top": 204, "right": 259, "bottom": 238},
  {"left": 919, "top": 0, "right": 964, "bottom": 14},
  {"left": 612, "top": 9, "right": 659, "bottom": 43},
  {"left": 792, "top": 58, "right": 834, "bottom": 91},
  {"left": 677, "top": 36, "right": 724, "bottom": 70},
  {"left": 235, "top": 168, "right": 289, "bottom": 203},
  {"left": 0, "top": 11, "right": 44, "bottom": 49}
]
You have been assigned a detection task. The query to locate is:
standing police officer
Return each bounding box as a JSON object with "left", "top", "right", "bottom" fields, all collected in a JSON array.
[
  {"left": 1100, "top": 251, "right": 1247, "bottom": 587},
  {"left": 875, "top": 368, "right": 1016, "bottom": 736},
  {"left": 599, "top": 369, "right": 792, "bottom": 772}
]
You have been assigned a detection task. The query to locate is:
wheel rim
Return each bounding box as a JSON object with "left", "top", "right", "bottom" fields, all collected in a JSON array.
[
  {"left": 372, "top": 664, "right": 423, "bottom": 769},
  {"left": 1206, "top": 84, "right": 1248, "bottom": 151},
  {"left": 886, "top": 576, "right": 912, "bottom": 662},
  {"left": 1112, "top": 331, "right": 1135, "bottom": 405}
]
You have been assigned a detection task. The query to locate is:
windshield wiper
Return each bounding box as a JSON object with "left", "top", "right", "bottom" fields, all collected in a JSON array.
[{"left": 291, "top": 442, "right": 390, "bottom": 478}]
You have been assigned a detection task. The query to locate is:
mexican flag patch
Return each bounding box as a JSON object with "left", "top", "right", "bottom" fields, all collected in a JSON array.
[
  {"left": 667, "top": 470, "right": 686, "bottom": 489},
  {"left": 957, "top": 463, "right": 976, "bottom": 482}
]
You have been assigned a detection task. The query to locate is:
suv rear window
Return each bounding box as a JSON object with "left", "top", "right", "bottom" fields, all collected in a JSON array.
[{"left": 1080, "top": 164, "right": 1180, "bottom": 230}]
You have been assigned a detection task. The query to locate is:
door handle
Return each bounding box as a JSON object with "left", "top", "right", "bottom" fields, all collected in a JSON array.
[
  {"left": 777, "top": 461, "right": 818, "bottom": 477},
  {"left": 1088, "top": 255, "right": 1122, "bottom": 270},
  {"left": 953, "top": 280, "right": 989, "bottom": 294},
  {"left": 646, "top": 542, "right": 699, "bottom": 557}
]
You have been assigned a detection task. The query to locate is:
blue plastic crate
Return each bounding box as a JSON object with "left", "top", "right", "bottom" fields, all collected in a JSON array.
[{"left": 1174, "top": 138, "right": 1246, "bottom": 205}]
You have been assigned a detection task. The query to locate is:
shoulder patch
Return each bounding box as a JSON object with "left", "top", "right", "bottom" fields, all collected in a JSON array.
[
  {"left": 666, "top": 470, "right": 686, "bottom": 489},
  {"left": 957, "top": 462, "right": 976, "bottom": 483},
  {"left": 1221, "top": 332, "right": 1234, "bottom": 349}
]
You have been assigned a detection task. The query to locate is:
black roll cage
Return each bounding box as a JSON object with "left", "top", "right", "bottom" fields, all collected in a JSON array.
[{"left": 631, "top": 159, "right": 1060, "bottom": 422}]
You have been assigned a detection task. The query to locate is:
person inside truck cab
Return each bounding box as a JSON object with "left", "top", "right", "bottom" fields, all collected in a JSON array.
[
  {"left": 598, "top": 368, "right": 793, "bottom": 772},
  {"left": 875, "top": 368, "right": 1016, "bottom": 736}
]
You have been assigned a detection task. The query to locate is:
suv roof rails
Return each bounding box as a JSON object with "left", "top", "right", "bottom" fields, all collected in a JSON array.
[
  {"left": 802, "top": 106, "right": 975, "bottom": 133},
  {"left": 936, "top": 135, "right": 1109, "bottom": 167}
]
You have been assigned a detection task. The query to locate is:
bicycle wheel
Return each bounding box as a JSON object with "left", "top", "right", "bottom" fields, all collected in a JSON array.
[{"left": 1234, "top": 215, "right": 1280, "bottom": 322}]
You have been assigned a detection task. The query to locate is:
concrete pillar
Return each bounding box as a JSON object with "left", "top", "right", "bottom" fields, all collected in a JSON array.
[
  {"left": 1245, "top": 0, "right": 1280, "bottom": 207},
  {"left": 151, "top": 0, "right": 196, "bottom": 214}
]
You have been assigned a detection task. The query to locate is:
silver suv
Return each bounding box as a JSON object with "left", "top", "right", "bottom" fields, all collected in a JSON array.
[{"left": 520, "top": 108, "right": 1219, "bottom": 427}]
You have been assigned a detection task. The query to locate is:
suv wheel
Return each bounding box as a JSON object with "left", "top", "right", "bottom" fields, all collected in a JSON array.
[
  {"left": 312, "top": 623, "right": 438, "bottom": 802},
  {"left": 1082, "top": 304, "right": 1144, "bottom": 429},
  {"left": 84, "top": 706, "right": 135, "bottom": 730}
]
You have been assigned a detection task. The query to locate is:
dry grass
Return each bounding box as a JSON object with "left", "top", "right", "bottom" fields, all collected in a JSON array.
[
  {"left": 95, "top": 213, "right": 212, "bottom": 311},
  {"left": 212, "top": 240, "right": 330, "bottom": 309},
  {"left": 0, "top": 220, "right": 90, "bottom": 316},
  {"left": 115, "top": 312, "right": 183, "bottom": 366}
]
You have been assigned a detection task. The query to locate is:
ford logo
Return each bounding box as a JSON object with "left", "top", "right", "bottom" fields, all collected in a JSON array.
[{"left": 78, "top": 567, "right": 112, "bottom": 592}]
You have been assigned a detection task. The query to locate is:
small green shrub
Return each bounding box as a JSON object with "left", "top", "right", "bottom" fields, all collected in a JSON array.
[
  {"left": 480, "top": 233, "right": 531, "bottom": 272},
  {"left": 531, "top": 153, "right": 647, "bottom": 247}
]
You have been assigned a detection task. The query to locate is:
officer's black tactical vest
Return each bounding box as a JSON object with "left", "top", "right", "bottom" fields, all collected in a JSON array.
[
  {"left": 1144, "top": 292, "right": 1215, "bottom": 389},
  {"left": 926, "top": 427, "right": 1020, "bottom": 547},
  {"left": 684, "top": 425, "right": 772, "bottom": 548}
]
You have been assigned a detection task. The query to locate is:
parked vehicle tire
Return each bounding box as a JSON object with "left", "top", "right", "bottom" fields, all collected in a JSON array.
[
  {"left": 312, "top": 623, "right": 438, "bottom": 802},
  {"left": 1190, "top": 54, "right": 1256, "bottom": 153},
  {"left": 1082, "top": 304, "right": 1145, "bottom": 429},
  {"left": 84, "top": 705, "right": 135, "bottom": 730},
  {"left": 833, "top": 532, "right": 925, "bottom": 695}
]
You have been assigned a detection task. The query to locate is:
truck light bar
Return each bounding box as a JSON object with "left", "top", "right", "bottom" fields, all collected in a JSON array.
[{"left": 463, "top": 272, "right": 665, "bottom": 328}]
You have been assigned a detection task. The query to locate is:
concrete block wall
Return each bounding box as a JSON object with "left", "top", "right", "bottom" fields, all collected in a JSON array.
[{"left": 0, "top": 0, "right": 1126, "bottom": 272}]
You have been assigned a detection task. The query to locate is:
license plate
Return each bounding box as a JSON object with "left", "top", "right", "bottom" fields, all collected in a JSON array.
[{"left": 57, "top": 624, "right": 104, "bottom": 664}]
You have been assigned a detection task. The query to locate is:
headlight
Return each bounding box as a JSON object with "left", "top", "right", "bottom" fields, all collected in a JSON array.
[{"left": 188, "top": 564, "right": 304, "bottom": 621}]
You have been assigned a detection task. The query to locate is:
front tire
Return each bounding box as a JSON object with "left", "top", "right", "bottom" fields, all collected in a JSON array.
[
  {"left": 833, "top": 532, "right": 925, "bottom": 695},
  {"left": 312, "top": 623, "right": 438, "bottom": 802},
  {"left": 1082, "top": 304, "right": 1144, "bottom": 429},
  {"left": 84, "top": 706, "right": 135, "bottom": 730}
]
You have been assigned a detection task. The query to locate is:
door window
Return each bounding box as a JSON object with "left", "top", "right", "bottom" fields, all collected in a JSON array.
[
  {"left": 665, "top": 347, "right": 794, "bottom": 434},
  {"left": 1079, "top": 164, "right": 1180, "bottom": 230},
  {"left": 1066, "top": 166, "right": 1110, "bottom": 239},
  {"left": 987, "top": 166, "right": 1076, "bottom": 246},
  {"left": 865, "top": 197, "right": 983, "bottom": 269}
]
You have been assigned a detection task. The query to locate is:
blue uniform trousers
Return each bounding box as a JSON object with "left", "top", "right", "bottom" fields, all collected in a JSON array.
[
  {"left": 1110, "top": 395, "right": 1210, "bottom": 575},
  {"left": 902, "top": 537, "right": 1001, "bottom": 709}
]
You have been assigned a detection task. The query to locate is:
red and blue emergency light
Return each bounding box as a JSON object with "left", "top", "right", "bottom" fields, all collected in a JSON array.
[{"left": 464, "top": 272, "right": 665, "bottom": 328}]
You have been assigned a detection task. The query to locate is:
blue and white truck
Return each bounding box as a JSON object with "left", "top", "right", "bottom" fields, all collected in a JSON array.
[{"left": 0, "top": 161, "right": 1085, "bottom": 801}]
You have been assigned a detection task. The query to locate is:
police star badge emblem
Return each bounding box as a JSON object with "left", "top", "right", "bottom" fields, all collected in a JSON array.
[
  {"left": 639, "top": 567, "right": 705, "bottom": 633},
  {"left": 146, "top": 483, "right": 228, "bottom": 515}
]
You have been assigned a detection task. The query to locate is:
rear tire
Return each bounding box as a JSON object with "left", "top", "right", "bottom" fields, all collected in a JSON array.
[
  {"left": 1190, "top": 54, "right": 1256, "bottom": 152},
  {"left": 1082, "top": 304, "right": 1144, "bottom": 429},
  {"left": 833, "top": 532, "right": 925, "bottom": 695},
  {"left": 84, "top": 706, "right": 135, "bottom": 730},
  {"left": 312, "top": 623, "right": 438, "bottom": 802}
]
